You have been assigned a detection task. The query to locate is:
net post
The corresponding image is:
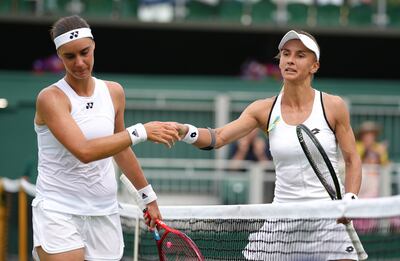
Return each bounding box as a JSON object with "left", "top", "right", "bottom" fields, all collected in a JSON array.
[
  {"left": 378, "top": 164, "right": 393, "bottom": 235},
  {"left": 0, "top": 180, "right": 6, "bottom": 261},
  {"left": 379, "top": 164, "right": 392, "bottom": 197},
  {"left": 249, "top": 164, "right": 264, "bottom": 204},
  {"left": 133, "top": 213, "right": 140, "bottom": 261},
  {"left": 214, "top": 94, "right": 230, "bottom": 161},
  {"left": 18, "top": 181, "right": 28, "bottom": 261}
]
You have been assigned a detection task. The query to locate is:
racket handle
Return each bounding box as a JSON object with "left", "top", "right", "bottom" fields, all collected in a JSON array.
[
  {"left": 151, "top": 227, "right": 161, "bottom": 241},
  {"left": 143, "top": 210, "right": 161, "bottom": 241},
  {"left": 120, "top": 174, "right": 140, "bottom": 201},
  {"left": 345, "top": 222, "right": 368, "bottom": 260}
]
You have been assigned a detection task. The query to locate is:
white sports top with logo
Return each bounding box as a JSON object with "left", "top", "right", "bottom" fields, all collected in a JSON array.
[
  {"left": 268, "top": 89, "right": 343, "bottom": 203},
  {"left": 34, "top": 77, "right": 118, "bottom": 215}
]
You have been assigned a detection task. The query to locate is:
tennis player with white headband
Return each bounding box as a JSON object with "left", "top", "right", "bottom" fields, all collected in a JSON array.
[
  {"left": 175, "top": 29, "right": 364, "bottom": 260},
  {"left": 32, "top": 15, "right": 180, "bottom": 261}
]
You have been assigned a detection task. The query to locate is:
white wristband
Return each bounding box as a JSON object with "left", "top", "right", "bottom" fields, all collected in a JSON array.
[
  {"left": 126, "top": 123, "right": 147, "bottom": 146},
  {"left": 182, "top": 124, "right": 199, "bottom": 144},
  {"left": 137, "top": 184, "right": 157, "bottom": 210},
  {"left": 343, "top": 192, "right": 358, "bottom": 201}
]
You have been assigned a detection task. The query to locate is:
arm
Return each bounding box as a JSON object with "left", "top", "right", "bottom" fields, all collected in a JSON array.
[
  {"left": 35, "top": 83, "right": 179, "bottom": 164},
  {"left": 325, "top": 94, "right": 362, "bottom": 196},
  {"left": 180, "top": 98, "right": 273, "bottom": 149},
  {"left": 109, "top": 81, "right": 161, "bottom": 226}
]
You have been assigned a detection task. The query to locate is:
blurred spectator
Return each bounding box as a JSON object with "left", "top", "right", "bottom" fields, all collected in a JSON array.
[
  {"left": 138, "top": 0, "right": 174, "bottom": 22},
  {"left": 32, "top": 54, "right": 64, "bottom": 74},
  {"left": 228, "top": 129, "right": 272, "bottom": 171},
  {"left": 65, "top": 0, "right": 85, "bottom": 15},
  {"left": 359, "top": 150, "right": 381, "bottom": 197},
  {"left": 356, "top": 121, "right": 389, "bottom": 167},
  {"left": 356, "top": 120, "right": 389, "bottom": 198},
  {"left": 354, "top": 121, "right": 389, "bottom": 233},
  {"left": 240, "top": 59, "right": 281, "bottom": 81}
]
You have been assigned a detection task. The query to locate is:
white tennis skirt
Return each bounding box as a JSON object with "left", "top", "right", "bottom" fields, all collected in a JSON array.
[
  {"left": 32, "top": 199, "right": 124, "bottom": 261},
  {"left": 242, "top": 218, "right": 359, "bottom": 261}
]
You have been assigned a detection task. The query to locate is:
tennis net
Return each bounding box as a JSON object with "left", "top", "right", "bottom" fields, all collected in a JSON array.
[{"left": 120, "top": 195, "right": 400, "bottom": 261}]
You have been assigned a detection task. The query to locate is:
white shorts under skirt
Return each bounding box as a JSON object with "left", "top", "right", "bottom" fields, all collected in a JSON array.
[
  {"left": 32, "top": 200, "right": 124, "bottom": 261},
  {"left": 243, "top": 218, "right": 359, "bottom": 261}
]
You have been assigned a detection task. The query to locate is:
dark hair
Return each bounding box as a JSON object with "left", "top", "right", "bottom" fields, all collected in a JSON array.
[{"left": 50, "top": 15, "right": 90, "bottom": 40}]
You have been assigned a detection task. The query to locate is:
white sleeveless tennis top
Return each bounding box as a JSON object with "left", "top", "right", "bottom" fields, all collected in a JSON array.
[
  {"left": 33, "top": 77, "right": 118, "bottom": 215},
  {"left": 268, "top": 89, "right": 342, "bottom": 203}
]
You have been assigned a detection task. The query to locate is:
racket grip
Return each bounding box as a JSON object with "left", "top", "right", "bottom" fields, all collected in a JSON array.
[
  {"left": 143, "top": 209, "right": 161, "bottom": 241},
  {"left": 345, "top": 222, "right": 368, "bottom": 260},
  {"left": 151, "top": 227, "right": 161, "bottom": 241}
]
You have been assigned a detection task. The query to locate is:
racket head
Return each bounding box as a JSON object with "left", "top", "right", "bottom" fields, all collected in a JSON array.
[
  {"left": 120, "top": 175, "right": 204, "bottom": 260},
  {"left": 155, "top": 219, "right": 204, "bottom": 261},
  {"left": 296, "top": 124, "right": 342, "bottom": 200}
]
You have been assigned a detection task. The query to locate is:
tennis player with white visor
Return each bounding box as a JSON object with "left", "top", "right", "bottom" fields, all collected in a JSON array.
[
  {"left": 32, "top": 15, "right": 180, "bottom": 261},
  {"left": 175, "top": 30, "right": 366, "bottom": 260}
]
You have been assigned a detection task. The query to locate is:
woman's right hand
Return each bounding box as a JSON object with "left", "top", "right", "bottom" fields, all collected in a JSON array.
[
  {"left": 164, "top": 122, "right": 189, "bottom": 140},
  {"left": 176, "top": 123, "right": 189, "bottom": 139},
  {"left": 144, "top": 201, "right": 162, "bottom": 229},
  {"left": 144, "top": 121, "right": 181, "bottom": 148}
]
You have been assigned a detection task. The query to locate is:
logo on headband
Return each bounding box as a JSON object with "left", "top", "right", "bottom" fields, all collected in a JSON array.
[{"left": 69, "top": 31, "right": 79, "bottom": 40}]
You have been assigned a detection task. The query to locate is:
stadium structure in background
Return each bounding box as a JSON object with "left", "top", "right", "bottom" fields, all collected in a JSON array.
[{"left": 0, "top": 17, "right": 399, "bottom": 80}]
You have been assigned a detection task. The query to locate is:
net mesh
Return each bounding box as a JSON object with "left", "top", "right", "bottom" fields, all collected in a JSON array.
[{"left": 120, "top": 196, "right": 400, "bottom": 261}]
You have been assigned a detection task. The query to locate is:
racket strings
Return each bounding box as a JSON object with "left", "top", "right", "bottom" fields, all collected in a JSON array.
[
  {"left": 300, "top": 129, "right": 337, "bottom": 198},
  {"left": 161, "top": 232, "right": 201, "bottom": 260}
]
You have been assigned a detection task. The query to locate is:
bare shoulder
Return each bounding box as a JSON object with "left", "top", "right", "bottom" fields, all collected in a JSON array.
[
  {"left": 103, "top": 80, "right": 126, "bottom": 116},
  {"left": 36, "top": 85, "right": 70, "bottom": 124},
  {"left": 244, "top": 96, "right": 278, "bottom": 126},
  {"left": 321, "top": 92, "right": 349, "bottom": 129},
  {"left": 247, "top": 96, "right": 277, "bottom": 112},
  {"left": 36, "top": 85, "right": 68, "bottom": 106},
  {"left": 322, "top": 92, "right": 347, "bottom": 109},
  {"left": 104, "top": 80, "right": 124, "bottom": 98}
]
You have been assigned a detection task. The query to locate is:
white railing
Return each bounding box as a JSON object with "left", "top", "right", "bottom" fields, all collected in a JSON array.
[
  {"left": 0, "top": 160, "right": 399, "bottom": 206},
  {"left": 1, "top": 161, "right": 399, "bottom": 205},
  {"left": 122, "top": 159, "right": 400, "bottom": 205}
]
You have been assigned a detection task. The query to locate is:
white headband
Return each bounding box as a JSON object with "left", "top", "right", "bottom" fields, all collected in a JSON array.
[
  {"left": 54, "top": 28, "right": 93, "bottom": 49},
  {"left": 278, "top": 30, "right": 320, "bottom": 61}
]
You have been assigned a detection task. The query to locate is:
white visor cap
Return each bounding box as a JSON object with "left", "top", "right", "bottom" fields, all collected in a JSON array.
[{"left": 278, "top": 30, "right": 320, "bottom": 61}]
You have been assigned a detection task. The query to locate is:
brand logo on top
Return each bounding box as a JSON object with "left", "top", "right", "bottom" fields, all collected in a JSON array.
[
  {"left": 86, "top": 102, "right": 94, "bottom": 109},
  {"left": 311, "top": 128, "right": 320, "bottom": 135}
]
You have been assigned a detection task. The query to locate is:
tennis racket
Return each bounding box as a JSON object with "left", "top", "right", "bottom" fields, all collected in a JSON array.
[
  {"left": 120, "top": 174, "right": 205, "bottom": 261},
  {"left": 296, "top": 124, "right": 368, "bottom": 260}
]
